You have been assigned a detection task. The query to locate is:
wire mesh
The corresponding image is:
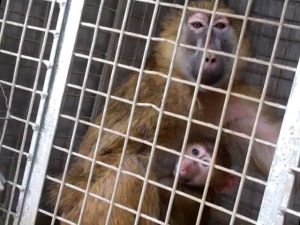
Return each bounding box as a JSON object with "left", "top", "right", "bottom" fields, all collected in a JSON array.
[
  {"left": 0, "top": 0, "right": 61, "bottom": 224},
  {"left": 0, "top": 0, "right": 299, "bottom": 225}
]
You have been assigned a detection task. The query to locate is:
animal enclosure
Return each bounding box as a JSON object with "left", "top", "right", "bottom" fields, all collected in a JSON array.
[{"left": 0, "top": 0, "right": 299, "bottom": 225}]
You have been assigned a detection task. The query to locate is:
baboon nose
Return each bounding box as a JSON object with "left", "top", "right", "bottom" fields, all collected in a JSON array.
[{"left": 205, "top": 54, "right": 217, "bottom": 64}]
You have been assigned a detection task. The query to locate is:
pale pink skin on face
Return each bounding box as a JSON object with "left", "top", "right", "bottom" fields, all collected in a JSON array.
[
  {"left": 176, "top": 143, "right": 211, "bottom": 186},
  {"left": 188, "top": 13, "right": 229, "bottom": 33},
  {"left": 175, "top": 143, "right": 240, "bottom": 192},
  {"left": 175, "top": 12, "right": 280, "bottom": 179},
  {"left": 188, "top": 13, "right": 208, "bottom": 34},
  {"left": 185, "top": 13, "right": 231, "bottom": 85}
]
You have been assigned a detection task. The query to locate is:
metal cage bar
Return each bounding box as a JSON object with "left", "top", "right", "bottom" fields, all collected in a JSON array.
[
  {"left": 4, "top": 0, "right": 299, "bottom": 224},
  {"left": 0, "top": 0, "right": 37, "bottom": 223},
  {"left": 18, "top": 0, "right": 85, "bottom": 224},
  {"left": 14, "top": 0, "right": 59, "bottom": 223},
  {"left": 90, "top": 1, "right": 127, "bottom": 122},
  {"left": 256, "top": 57, "right": 300, "bottom": 224},
  {"left": 228, "top": 0, "right": 290, "bottom": 224}
]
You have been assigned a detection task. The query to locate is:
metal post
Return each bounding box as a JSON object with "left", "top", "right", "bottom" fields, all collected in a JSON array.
[
  {"left": 18, "top": 0, "right": 85, "bottom": 224},
  {"left": 257, "top": 59, "right": 300, "bottom": 225}
]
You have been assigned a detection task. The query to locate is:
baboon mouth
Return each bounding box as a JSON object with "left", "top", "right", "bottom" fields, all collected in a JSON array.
[
  {"left": 179, "top": 177, "right": 191, "bottom": 184},
  {"left": 198, "top": 73, "right": 223, "bottom": 86},
  {"left": 192, "top": 66, "right": 224, "bottom": 86}
]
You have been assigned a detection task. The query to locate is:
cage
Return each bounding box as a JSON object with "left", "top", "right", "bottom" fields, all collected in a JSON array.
[{"left": 0, "top": 0, "right": 299, "bottom": 225}]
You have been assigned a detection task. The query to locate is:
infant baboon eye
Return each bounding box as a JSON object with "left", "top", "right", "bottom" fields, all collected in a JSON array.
[
  {"left": 201, "top": 157, "right": 211, "bottom": 167},
  {"left": 192, "top": 148, "right": 199, "bottom": 156},
  {"left": 191, "top": 21, "right": 203, "bottom": 29}
]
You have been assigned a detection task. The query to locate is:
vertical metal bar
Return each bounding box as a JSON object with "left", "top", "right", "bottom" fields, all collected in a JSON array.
[
  {"left": 229, "top": 0, "right": 289, "bottom": 224},
  {"left": 14, "top": 0, "right": 64, "bottom": 224},
  {"left": 18, "top": 0, "right": 85, "bottom": 224},
  {"left": 1, "top": 0, "right": 35, "bottom": 224},
  {"left": 51, "top": 0, "right": 108, "bottom": 223},
  {"left": 105, "top": 0, "right": 159, "bottom": 223},
  {"left": 0, "top": 0, "right": 11, "bottom": 46},
  {"left": 188, "top": 0, "right": 253, "bottom": 223},
  {"left": 0, "top": 0, "right": 33, "bottom": 154},
  {"left": 90, "top": 0, "right": 127, "bottom": 121},
  {"left": 257, "top": 58, "right": 300, "bottom": 225}
]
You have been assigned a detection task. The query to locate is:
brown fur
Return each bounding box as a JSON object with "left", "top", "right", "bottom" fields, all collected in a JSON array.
[
  {"left": 49, "top": 3, "right": 205, "bottom": 224},
  {"left": 50, "top": 69, "right": 203, "bottom": 224},
  {"left": 158, "top": 1, "right": 281, "bottom": 177},
  {"left": 49, "top": 1, "right": 279, "bottom": 224},
  {"left": 55, "top": 154, "right": 160, "bottom": 225}
]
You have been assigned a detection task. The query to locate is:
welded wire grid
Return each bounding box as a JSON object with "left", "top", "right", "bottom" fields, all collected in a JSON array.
[
  {"left": 0, "top": 0, "right": 296, "bottom": 225},
  {"left": 257, "top": 59, "right": 300, "bottom": 225},
  {"left": 0, "top": 0, "right": 61, "bottom": 224},
  {"left": 34, "top": 1, "right": 300, "bottom": 225},
  {"left": 227, "top": 0, "right": 299, "bottom": 105}
]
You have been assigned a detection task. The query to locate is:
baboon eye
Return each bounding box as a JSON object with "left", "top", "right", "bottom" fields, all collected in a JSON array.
[
  {"left": 192, "top": 148, "right": 199, "bottom": 156},
  {"left": 191, "top": 21, "right": 203, "bottom": 29},
  {"left": 214, "top": 22, "right": 226, "bottom": 30}
]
